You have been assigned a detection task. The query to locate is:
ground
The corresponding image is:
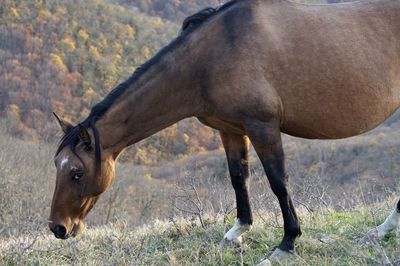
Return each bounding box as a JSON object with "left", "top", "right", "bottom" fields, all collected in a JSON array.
[{"left": 1, "top": 199, "right": 399, "bottom": 265}]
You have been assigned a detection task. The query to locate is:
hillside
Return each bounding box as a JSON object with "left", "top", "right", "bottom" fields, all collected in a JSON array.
[
  {"left": 0, "top": 0, "right": 176, "bottom": 139},
  {"left": 0, "top": 0, "right": 223, "bottom": 164},
  {"left": 1, "top": 202, "right": 399, "bottom": 265}
]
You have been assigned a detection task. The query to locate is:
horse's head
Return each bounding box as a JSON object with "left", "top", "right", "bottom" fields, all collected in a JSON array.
[{"left": 49, "top": 113, "right": 116, "bottom": 239}]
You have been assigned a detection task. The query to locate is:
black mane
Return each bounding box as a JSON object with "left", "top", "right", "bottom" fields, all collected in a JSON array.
[
  {"left": 181, "top": 1, "right": 239, "bottom": 32},
  {"left": 181, "top": 7, "right": 217, "bottom": 32}
]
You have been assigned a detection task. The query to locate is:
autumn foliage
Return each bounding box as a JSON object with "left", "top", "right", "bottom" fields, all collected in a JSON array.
[{"left": 0, "top": 0, "right": 221, "bottom": 164}]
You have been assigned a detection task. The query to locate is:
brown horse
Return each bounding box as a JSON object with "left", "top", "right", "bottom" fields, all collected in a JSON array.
[{"left": 50, "top": 0, "right": 400, "bottom": 263}]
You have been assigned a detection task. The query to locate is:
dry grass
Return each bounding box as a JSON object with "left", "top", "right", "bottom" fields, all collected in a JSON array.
[{"left": 1, "top": 201, "right": 399, "bottom": 265}]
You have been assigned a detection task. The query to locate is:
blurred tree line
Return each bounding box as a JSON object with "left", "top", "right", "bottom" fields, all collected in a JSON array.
[
  {"left": 0, "top": 0, "right": 221, "bottom": 164},
  {"left": 120, "top": 0, "right": 223, "bottom": 23}
]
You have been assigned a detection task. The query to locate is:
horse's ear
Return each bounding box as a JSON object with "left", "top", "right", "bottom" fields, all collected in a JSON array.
[
  {"left": 78, "top": 124, "right": 91, "bottom": 146},
  {"left": 53, "top": 112, "right": 73, "bottom": 134}
]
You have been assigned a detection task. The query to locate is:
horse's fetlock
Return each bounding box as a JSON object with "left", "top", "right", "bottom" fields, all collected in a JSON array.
[{"left": 286, "top": 224, "right": 301, "bottom": 238}]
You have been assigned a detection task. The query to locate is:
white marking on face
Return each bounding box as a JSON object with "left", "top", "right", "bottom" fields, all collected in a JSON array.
[
  {"left": 223, "top": 218, "right": 251, "bottom": 243},
  {"left": 60, "top": 157, "right": 69, "bottom": 170},
  {"left": 376, "top": 206, "right": 400, "bottom": 238}
]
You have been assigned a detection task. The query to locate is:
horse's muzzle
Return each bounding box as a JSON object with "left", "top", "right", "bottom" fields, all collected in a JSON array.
[{"left": 50, "top": 224, "right": 69, "bottom": 239}]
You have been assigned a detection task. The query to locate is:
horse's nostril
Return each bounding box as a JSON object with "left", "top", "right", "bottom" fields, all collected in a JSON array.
[{"left": 52, "top": 225, "right": 67, "bottom": 239}]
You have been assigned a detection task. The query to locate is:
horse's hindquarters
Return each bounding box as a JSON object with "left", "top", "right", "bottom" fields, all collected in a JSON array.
[{"left": 259, "top": 0, "right": 400, "bottom": 139}]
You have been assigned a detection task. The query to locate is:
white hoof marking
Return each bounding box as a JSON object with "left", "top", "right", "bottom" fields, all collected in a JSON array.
[
  {"left": 360, "top": 203, "right": 400, "bottom": 245},
  {"left": 376, "top": 208, "right": 400, "bottom": 238},
  {"left": 221, "top": 218, "right": 251, "bottom": 245}
]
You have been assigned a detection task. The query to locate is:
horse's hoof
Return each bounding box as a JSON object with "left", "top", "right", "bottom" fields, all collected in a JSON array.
[
  {"left": 218, "top": 236, "right": 242, "bottom": 248},
  {"left": 255, "top": 258, "right": 272, "bottom": 266},
  {"left": 269, "top": 248, "right": 296, "bottom": 262},
  {"left": 256, "top": 249, "right": 294, "bottom": 265}
]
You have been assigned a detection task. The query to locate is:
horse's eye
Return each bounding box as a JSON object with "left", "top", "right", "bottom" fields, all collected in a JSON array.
[{"left": 71, "top": 170, "right": 84, "bottom": 180}]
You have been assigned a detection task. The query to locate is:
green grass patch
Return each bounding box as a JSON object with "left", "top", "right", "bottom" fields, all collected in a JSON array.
[{"left": 1, "top": 206, "right": 399, "bottom": 265}]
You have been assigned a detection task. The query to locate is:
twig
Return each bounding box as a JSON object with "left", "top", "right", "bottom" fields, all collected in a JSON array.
[
  {"left": 294, "top": 199, "right": 314, "bottom": 216},
  {"left": 20, "top": 234, "right": 39, "bottom": 254}
]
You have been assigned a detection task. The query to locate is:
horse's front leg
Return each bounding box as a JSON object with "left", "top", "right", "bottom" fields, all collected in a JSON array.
[
  {"left": 219, "top": 131, "right": 253, "bottom": 247},
  {"left": 361, "top": 199, "right": 400, "bottom": 244}
]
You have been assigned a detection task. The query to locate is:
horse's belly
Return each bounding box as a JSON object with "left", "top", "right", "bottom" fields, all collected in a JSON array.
[{"left": 281, "top": 89, "right": 400, "bottom": 139}]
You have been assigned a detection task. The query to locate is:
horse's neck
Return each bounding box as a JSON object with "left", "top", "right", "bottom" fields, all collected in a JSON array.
[{"left": 95, "top": 49, "right": 203, "bottom": 156}]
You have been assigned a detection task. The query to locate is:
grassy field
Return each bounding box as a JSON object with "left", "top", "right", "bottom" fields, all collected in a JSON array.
[{"left": 1, "top": 198, "right": 399, "bottom": 265}]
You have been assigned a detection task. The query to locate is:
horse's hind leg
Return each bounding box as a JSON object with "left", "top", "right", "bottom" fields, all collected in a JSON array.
[
  {"left": 219, "top": 132, "right": 253, "bottom": 246},
  {"left": 360, "top": 199, "right": 400, "bottom": 245},
  {"left": 245, "top": 120, "right": 301, "bottom": 261}
]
